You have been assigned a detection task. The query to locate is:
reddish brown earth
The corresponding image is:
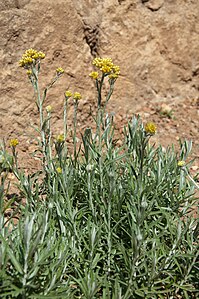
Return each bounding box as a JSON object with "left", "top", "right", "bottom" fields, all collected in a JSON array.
[{"left": 0, "top": 0, "right": 198, "bottom": 176}]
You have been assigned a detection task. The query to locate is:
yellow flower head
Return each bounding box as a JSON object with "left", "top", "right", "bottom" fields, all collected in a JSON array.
[
  {"left": 19, "top": 59, "right": 25, "bottom": 67},
  {"left": 37, "top": 51, "right": 45, "bottom": 59},
  {"left": 24, "top": 48, "right": 38, "bottom": 58},
  {"left": 56, "top": 167, "right": 62, "bottom": 174},
  {"left": 89, "top": 71, "right": 99, "bottom": 79},
  {"left": 101, "top": 65, "right": 112, "bottom": 73},
  {"left": 145, "top": 122, "right": 157, "bottom": 135},
  {"left": 108, "top": 73, "right": 119, "bottom": 79},
  {"left": 65, "top": 90, "right": 73, "bottom": 98},
  {"left": 46, "top": 105, "right": 52, "bottom": 113},
  {"left": 56, "top": 134, "right": 64, "bottom": 143},
  {"left": 19, "top": 49, "right": 45, "bottom": 68},
  {"left": 73, "top": 92, "right": 82, "bottom": 101},
  {"left": 56, "top": 67, "right": 64, "bottom": 75},
  {"left": 92, "top": 57, "right": 120, "bottom": 78},
  {"left": 177, "top": 160, "right": 186, "bottom": 167},
  {"left": 26, "top": 70, "right": 32, "bottom": 76},
  {"left": 10, "top": 139, "right": 19, "bottom": 147},
  {"left": 101, "top": 58, "right": 113, "bottom": 73},
  {"left": 23, "top": 57, "right": 33, "bottom": 65},
  {"left": 112, "top": 65, "right": 120, "bottom": 74},
  {"left": 93, "top": 58, "right": 113, "bottom": 71}
]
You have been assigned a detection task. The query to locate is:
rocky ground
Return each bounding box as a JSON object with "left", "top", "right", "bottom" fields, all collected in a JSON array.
[{"left": 0, "top": 0, "right": 198, "bottom": 175}]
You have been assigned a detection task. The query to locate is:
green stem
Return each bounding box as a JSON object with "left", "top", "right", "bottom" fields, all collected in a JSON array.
[
  {"left": 97, "top": 109, "right": 104, "bottom": 195},
  {"left": 47, "top": 111, "right": 52, "bottom": 168},
  {"left": 96, "top": 74, "right": 105, "bottom": 108},
  {"left": 73, "top": 101, "right": 78, "bottom": 167},
  {"left": 104, "top": 80, "right": 115, "bottom": 110},
  {"left": 12, "top": 147, "right": 18, "bottom": 170},
  {"left": 34, "top": 69, "right": 48, "bottom": 173},
  {"left": 107, "top": 201, "right": 111, "bottom": 278},
  {"left": 87, "top": 170, "right": 95, "bottom": 218},
  {"left": 63, "top": 99, "right": 68, "bottom": 141}
]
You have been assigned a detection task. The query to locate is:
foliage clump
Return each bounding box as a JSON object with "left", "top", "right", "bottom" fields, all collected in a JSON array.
[{"left": 0, "top": 49, "right": 198, "bottom": 299}]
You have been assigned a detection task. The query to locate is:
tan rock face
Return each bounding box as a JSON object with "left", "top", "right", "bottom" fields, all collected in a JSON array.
[{"left": 0, "top": 0, "right": 199, "bottom": 139}]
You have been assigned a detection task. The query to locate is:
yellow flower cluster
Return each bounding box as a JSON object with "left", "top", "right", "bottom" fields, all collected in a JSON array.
[
  {"left": 19, "top": 48, "right": 45, "bottom": 68},
  {"left": 89, "top": 71, "right": 99, "bottom": 79},
  {"left": 65, "top": 90, "right": 82, "bottom": 101},
  {"left": 56, "top": 134, "right": 64, "bottom": 143},
  {"left": 108, "top": 73, "right": 119, "bottom": 79},
  {"left": 73, "top": 92, "right": 82, "bottom": 101},
  {"left": 56, "top": 67, "right": 65, "bottom": 75},
  {"left": 145, "top": 122, "right": 157, "bottom": 135},
  {"left": 65, "top": 90, "right": 73, "bottom": 98},
  {"left": 177, "top": 160, "right": 186, "bottom": 167},
  {"left": 26, "top": 70, "right": 32, "bottom": 76},
  {"left": 56, "top": 167, "right": 62, "bottom": 174},
  {"left": 10, "top": 139, "right": 19, "bottom": 147},
  {"left": 46, "top": 105, "right": 52, "bottom": 113},
  {"left": 92, "top": 57, "right": 120, "bottom": 78}
]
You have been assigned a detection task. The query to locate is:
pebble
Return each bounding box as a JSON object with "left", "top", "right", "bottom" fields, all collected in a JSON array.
[{"left": 191, "top": 165, "right": 198, "bottom": 171}]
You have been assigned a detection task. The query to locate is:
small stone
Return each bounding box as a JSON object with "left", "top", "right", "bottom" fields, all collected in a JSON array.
[
  {"left": 144, "top": 112, "right": 150, "bottom": 118},
  {"left": 117, "top": 140, "right": 123, "bottom": 146},
  {"left": 145, "top": 0, "right": 164, "bottom": 11},
  {"left": 159, "top": 103, "right": 172, "bottom": 114},
  {"left": 191, "top": 165, "right": 198, "bottom": 171},
  {"left": 7, "top": 173, "right": 15, "bottom": 181}
]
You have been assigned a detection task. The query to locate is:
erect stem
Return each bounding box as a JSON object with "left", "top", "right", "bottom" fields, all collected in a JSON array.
[
  {"left": 63, "top": 98, "right": 68, "bottom": 141},
  {"left": 73, "top": 100, "right": 78, "bottom": 167},
  {"left": 33, "top": 67, "right": 48, "bottom": 173},
  {"left": 96, "top": 73, "right": 105, "bottom": 108}
]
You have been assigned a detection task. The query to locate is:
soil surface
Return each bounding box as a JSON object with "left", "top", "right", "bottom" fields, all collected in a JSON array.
[{"left": 0, "top": 0, "right": 198, "bottom": 175}]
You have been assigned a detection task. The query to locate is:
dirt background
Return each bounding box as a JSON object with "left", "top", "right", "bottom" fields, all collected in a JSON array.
[{"left": 0, "top": 0, "right": 198, "bottom": 174}]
